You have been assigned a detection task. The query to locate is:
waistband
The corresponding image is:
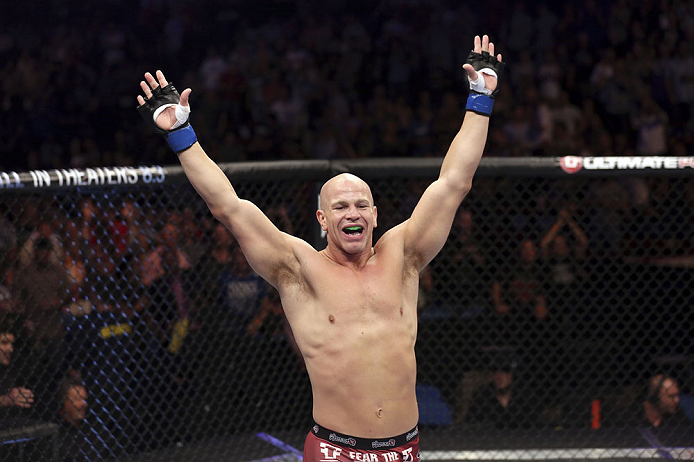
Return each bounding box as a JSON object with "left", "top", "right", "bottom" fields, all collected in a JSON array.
[{"left": 310, "top": 421, "right": 419, "bottom": 451}]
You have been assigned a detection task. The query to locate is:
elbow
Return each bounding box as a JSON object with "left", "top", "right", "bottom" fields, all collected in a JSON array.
[
  {"left": 449, "top": 181, "right": 472, "bottom": 202},
  {"left": 209, "top": 205, "right": 225, "bottom": 221},
  {"left": 438, "top": 176, "right": 472, "bottom": 201},
  {"left": 459, "top": 181, "right": 472, "bottom": 198},
  {"left": 208, "top": 196, "right": 240, "bottom": 222}
]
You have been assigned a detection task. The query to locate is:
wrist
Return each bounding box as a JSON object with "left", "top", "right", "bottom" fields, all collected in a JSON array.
[
  {"left": 166, "top": 124, "right": 197, "bottom": 154},
  {"left": 466, "top": 94, "right": 494, "bottom": 116}
]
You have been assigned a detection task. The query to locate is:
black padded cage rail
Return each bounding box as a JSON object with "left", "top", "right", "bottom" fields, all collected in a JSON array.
[{"left": 1, "top": 156, "right": 693, "bottom": 462}]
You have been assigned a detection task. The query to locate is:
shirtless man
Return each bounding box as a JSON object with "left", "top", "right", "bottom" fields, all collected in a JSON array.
[{"left": 137, "top": 35, "right": 503, "bottom": 462}]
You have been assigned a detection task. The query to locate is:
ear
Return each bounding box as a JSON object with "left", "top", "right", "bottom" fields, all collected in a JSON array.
[
  {"left": 373, "top": 206, "right": 378, "bottom": 228},
  {"left": 316, "top": 209, "right": 328, "bottom": 231}
]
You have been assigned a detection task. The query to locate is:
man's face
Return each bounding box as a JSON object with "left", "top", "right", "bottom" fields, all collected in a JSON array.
[
  {"left": 0, "top": 333, "right": 15, "bottom": 366},
  {"left": 657, "top": 379, "right": 680, "bottom": 415},
  {"left": 317, "top": 175, "right": 377, "bottom": 256},
  {"left": 63, "top": 386, "right": 88, "bottom": 423}
]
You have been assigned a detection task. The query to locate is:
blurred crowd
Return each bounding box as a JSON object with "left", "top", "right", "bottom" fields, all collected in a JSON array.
[
  {"left": 1, "top": 0, "right": 693, "bottom": 173},
  {"left": 2, "top": 0, "right": 694, "bottom": 459},
  {"left": 1, "top": 175, "right": 693, "bottom": 459}
]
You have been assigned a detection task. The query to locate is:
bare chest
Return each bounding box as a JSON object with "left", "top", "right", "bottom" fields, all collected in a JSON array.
[{"left": 317, "top": 269, "right": 405, "bottom": 323}]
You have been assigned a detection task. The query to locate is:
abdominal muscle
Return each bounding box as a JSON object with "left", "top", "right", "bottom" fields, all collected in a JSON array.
[{"left": 301, "top": 308, "right": 419, "bottom": 438}]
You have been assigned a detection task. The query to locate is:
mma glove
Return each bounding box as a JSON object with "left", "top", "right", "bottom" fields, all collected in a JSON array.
[
  {"left": 137, "top": 83, "right": 197, "bottom": 154},
  {"left": 465, "top": 51, "right": 505, "bottom": 116}
]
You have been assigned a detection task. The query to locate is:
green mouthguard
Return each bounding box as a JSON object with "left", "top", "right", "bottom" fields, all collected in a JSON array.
[{"left": 345, "top": 226, "right": 362, "bottom": 231}]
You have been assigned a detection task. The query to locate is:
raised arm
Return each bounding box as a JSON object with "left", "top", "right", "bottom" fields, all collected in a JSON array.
[
  {"left": 402, "top": 35, "right": 504, "bottom": 270},
  {"left": 136, "top": 71, "right": 297, "bottom": 287}
]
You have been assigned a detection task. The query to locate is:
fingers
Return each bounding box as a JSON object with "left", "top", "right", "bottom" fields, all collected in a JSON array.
[
  {"left": 179, "top": 88, "right": 192, "bottom": 107},
  {"left": 156, "top": 70, "right": 169, "bottom": 87},
  {"left": 137, "top": 70, "right": 169, "bottom": 106},
  {"left": 144, "top": 71, "right": 158, "bottom": 90},
  {"left": 472, "top": 35, "right": 502, "bottom": 61},
  {"left": 462, "top": 63, "right": 478, "bottom": 81},
  {"left": 12, "top": 388, "right": 33, "bottom": 408},
  {"left": 139, "top": 80, "right": 153, "bottom": 99}
]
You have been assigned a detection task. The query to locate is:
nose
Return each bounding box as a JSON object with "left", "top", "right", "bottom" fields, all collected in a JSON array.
[{"left": 346, "top": 205, "right": 360, "bottom": 218}]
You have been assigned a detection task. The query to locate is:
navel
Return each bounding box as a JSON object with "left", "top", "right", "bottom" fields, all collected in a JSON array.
[
  {"left": 376, "top": 408, "right": 383, "bottom": 418},
  {"left": 329, "top": 315, "right": 335, "bottom": 323},
  {"left": 400, "top": 307, "right": 404, "bottom": 316}
]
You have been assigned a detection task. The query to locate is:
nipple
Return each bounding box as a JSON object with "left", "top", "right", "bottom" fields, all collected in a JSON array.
[
  {"left": 376, "top": 408, "right": 383, "bottom": 418},
  {"left": 329, "top": 315, "right": 335, "bottom": 323}
]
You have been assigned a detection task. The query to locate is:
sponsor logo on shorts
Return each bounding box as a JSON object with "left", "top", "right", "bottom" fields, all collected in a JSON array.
[
  {"left": 406, "top": 427, "right": 419, "bottom": 441},
  {"left": 371, "top": 439, "right": 396, "bottom": 448},
  {"left": 313, "top": 425, "right": 319, "bottom": 434},
  {"left": 328, "top": 433, "right": 357, "bottom": 446}
]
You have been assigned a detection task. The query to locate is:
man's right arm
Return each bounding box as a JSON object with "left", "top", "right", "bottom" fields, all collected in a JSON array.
[
  {"left": 177, "top": 144, "right": 297, "bottom": 286},
  {"left": 137, "top": 71, "right": 297, "bottom": 287}
]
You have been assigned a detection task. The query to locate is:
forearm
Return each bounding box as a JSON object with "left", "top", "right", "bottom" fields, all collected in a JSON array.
[
  {"left": 439, "top": 111, "right": 490, "bottom": 191},
  {"left": 177, "top": 143, "right": 240, "bottom": 217}
]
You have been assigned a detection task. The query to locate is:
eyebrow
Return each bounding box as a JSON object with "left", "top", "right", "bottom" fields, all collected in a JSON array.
[{"left": 332, "top": 199, "right": 370, "bottom": 207}]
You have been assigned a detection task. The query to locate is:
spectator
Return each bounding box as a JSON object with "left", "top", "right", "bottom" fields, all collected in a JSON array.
[
  {"left": 12, "top": 237, "right": 70, "bottom": 419},
  {"left": 60, "top": 219, "right": 91, "bottom": 317},
  {"left": 466, "top": 353, "right": 533, "bottom": 429},
  {"left": 0, "top": 316, "right": 34, "bottom": 420},
  {"left": 55, "top": 373, "right": 116, "bottom": 461},
  {"left": 138, "top": 221, "right": 192, "bottom": 352},
  {"left": 447, "top": 208, "right": 488, "bottom": 314},
  {"left": 18, "top": 221, "right": 64, "bottom": 269},
  {"left": 492, "top": 239, "right": 547, "bottom": 324},
  {"left": 540, "top": 207, "right": 588, "bottom": 309},
  {"left": 0, "top": 209, "right": 17, "bottom": 265},
  {"left": 631, "top": 95, "right": 669, "bottom": 155},
  {"left": 634, "top": 374, "right": 687, "bottom": 429},
  {"left": 13, "top": 237, "right": 70, "bottom": 356}
]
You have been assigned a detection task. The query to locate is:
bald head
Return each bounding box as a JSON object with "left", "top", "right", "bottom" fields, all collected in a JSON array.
[{"left": 319, "top": 174, "right": 374, "bottom": 211}]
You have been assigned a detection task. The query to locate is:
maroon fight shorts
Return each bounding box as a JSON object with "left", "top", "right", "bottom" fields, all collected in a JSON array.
[{"left": 303, "top": 421, "right": 420, "bottom": 462}]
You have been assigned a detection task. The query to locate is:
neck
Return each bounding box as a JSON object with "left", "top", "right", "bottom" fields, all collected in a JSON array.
[{"left": 321, "top": 245, "right": 374, "bottom": 269}]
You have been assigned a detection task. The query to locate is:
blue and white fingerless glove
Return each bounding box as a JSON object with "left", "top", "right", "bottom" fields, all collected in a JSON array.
[
  {"left": 465, "top": 51, "right": 505, "bottom": 117},
  {"left": 136, "top": 83, "right": 197, "bottom": 154}
]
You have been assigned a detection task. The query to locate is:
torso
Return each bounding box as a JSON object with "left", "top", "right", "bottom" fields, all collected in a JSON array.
[{"left": 279, "top": 230, "right": 420, "bottom": 438}]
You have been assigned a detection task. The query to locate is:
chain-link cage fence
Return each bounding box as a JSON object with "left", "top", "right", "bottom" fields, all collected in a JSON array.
[{"left": 1, "top": 158, "right": 693, "bottom": 461}]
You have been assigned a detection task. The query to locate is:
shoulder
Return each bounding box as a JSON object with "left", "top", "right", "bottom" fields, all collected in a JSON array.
[
  {"left": 274, "top": 235, "right": 319, "bottom": 288},
  {"left": 375, "top": 223, "right": 407, "bottom": 255}
]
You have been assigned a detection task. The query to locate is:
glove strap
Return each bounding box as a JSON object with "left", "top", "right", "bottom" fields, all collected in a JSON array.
[
  {"left": 167, "top": 125, "right": 198, "bottom": 153},
  {"left": 466, "top": 94, "right": 494, "bottom": 116}
]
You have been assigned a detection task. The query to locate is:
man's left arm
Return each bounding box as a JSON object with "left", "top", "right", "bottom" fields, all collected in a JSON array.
[{"left": 403, "top": 35, "right": 504, "bottom": 270}]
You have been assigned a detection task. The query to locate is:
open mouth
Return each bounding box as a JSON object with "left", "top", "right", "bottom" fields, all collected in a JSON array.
[{"left": 342, "top": 225, "right": 364, "bottom": 237}]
